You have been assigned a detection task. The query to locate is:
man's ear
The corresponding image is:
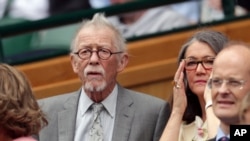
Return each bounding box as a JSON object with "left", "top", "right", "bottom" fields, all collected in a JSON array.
[
  {"left": 71, "top": 55, "right": 79, "bottom": 73},
  {"left": 117, "top": 53, "right": 129, "bottom": 73}
]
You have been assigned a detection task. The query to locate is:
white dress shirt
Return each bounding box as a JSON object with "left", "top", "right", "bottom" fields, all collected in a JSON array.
[{"left": 74, "top": 84, "right": 118, "bottom": 141}]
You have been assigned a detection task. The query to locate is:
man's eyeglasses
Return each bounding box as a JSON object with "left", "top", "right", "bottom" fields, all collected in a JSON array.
[
  {"left": 208, "top": 78, "right": 245, "bottom": 90},
  {"left": 74, "top": 48, "right": 123, "bottom": 60},
  {"left": 183, "top": 57, "right": 215, "bottom": 71}
]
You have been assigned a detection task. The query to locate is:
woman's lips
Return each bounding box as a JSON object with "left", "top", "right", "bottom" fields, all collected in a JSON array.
[{"left": 194, "top": 80, "right": 207, "bottom": 85}]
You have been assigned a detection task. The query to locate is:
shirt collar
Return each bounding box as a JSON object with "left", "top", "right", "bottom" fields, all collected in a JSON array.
[
  {"left": 101, "top": 84, "right": 117, "bottom": 118},
  {"left": 79, "top": 88, "right": 93, "bottom": 116},
  {"left": 216, "top": 126, "right": 230, "bottom": 141}
]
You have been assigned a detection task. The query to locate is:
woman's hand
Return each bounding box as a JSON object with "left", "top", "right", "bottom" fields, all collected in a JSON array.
[
  {"left": 172, "top": 60, "right": 187, "bottom": 115},
  {"left": 159, "top": 60, "right": 187, "bottom": 141}
]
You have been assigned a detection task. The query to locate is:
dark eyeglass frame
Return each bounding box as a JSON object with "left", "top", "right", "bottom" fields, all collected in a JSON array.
[
  {"left": 73, "top": 48, "right": 123, "bottom": 60},
  {"left": 183, "top": 57, "right": 215, "bottom": 71}
]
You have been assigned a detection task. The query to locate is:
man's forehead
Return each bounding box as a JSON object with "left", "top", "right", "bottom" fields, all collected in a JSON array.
[
  {"left": 77, "top": 27, "right": 114, "bottom": 40},
  {"left": 214, "top": 47, "right": 247, "bottom": 64},
  {"left": 216, "top": 44, "right": 250, "bottom": 58}
]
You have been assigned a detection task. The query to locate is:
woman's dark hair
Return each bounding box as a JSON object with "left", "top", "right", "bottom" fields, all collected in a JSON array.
[{"left": 171, "top": 29, "right": 229, "bottom": 124}]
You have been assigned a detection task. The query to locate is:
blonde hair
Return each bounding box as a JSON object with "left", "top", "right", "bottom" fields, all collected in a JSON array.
[{"left": 240, "top": 91, "right": 250, "bottom": 124}]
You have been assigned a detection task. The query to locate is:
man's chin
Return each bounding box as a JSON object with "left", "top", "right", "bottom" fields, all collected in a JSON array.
[
  {"left": 215, "top": 110, "right": 239, "bottom": 121},
  {"left": 84, "top": 82, "right": 106, "bottom": 92}
]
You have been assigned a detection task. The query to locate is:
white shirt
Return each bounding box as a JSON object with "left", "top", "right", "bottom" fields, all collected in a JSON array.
[
  {"left": 9, "top": 0, "right": 49, "bottom": 20},
  {"left": 0, "top": 0, "right": 7, "bottom": 18},
  {"left": 215, "top": 127, "right": 230, "bottom": 141},
  {"left": 74, "top": 85, "right": 118, "bottom": 141},
  {"left": 108, "top": 5, "right": 191, "bottom": 38},
  {"left": 170, "top": 1, "right": 200, "bottom": 23},
  {"left": 89, "top": 0, "right": 110, "bottom": 8}
]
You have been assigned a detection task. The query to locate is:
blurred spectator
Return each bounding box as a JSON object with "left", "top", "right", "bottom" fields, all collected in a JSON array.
[
  {"left": 3, "top": 0, "right": 250, "bottom": 22},
  {"left": 9, "top": 0, "right": 49, "bottom": 20},
  {"left": 50, "top": 0, "right": 111, "bottom": 15},
  {"left": 89, "top": 0, "right": 111, "bottom": 8},
  {"left": 2, "top": 0, "right": 106, "bottom": 20},
  {"left": 0, "top": 0, "right": 7, "bottom": 19},
  {"left": 239, "top": 91, "right": 250, "bottom": 125},
  {"left": 237, "top": 0, "right": 250, "bottom": 12},
  {"left": 49, "top": 0, "right": 91, "bottom": 16},
  {"left": 108, "top": 0, "right": 200, "bottom": 38},
  {"left": 201, "top": 0, "right": 250, "bottom": 23},
  {"left": 201, "top": 0, "right": 225, "bottom": 23}
]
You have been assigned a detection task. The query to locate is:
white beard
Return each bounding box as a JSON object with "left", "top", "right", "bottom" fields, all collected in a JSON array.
[
  {"left": 84, "top": 80, "right": 107, "bottom": 92},
  {"left": 83, "top": 66, "right": 106, "bottom": 92}
]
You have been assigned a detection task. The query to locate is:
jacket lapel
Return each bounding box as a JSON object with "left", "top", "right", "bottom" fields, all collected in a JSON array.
[
  {"left": 112, "top": 86, "right": 134, "bottom": 141},
  {"left": 58, "top": 93, "right": 80, "bottom": 141}
]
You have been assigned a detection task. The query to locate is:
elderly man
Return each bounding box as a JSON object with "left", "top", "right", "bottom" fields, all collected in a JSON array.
[
  {"left": 37, "top": 13, "right": 170, "bottom": 141},
  {"left": 208, "top": 41, "right": 250, "bottom": 141}
]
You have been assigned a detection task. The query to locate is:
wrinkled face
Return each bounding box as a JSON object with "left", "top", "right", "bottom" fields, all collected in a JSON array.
[
  {"left": 212, "top": 48, "right": 250, "bottom": 125},
  {"left": 71, "top": 26, "right": 128, "bottom": 92},
  {"left": 185, "top": 41, "right": 216, "bottom": 97}
]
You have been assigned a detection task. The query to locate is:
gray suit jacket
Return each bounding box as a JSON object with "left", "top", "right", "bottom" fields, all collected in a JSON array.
[{"left": 37, "top": 85, "right": 170, "bottom": 141}]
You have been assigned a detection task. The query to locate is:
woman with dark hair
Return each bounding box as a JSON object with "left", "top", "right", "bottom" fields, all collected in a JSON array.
[
  {"left": 0, "top": 63, "right": 48, "bottom": 141},
  {"left": 160, "top": 29, "right": 229, "bottom": 141}
]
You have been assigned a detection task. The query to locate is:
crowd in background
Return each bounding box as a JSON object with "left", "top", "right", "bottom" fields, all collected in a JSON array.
[{"left": 1, "top": 0, "right": 250, "bottom": 39}]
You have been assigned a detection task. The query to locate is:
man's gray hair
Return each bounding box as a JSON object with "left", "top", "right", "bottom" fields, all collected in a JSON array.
[{"left": 70, "top": 13, "right": 126, "bottom": 53}]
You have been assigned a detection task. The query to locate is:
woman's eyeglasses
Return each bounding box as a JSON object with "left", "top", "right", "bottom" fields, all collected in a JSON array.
[{"left": 183, "top": 57, "right": 215, "bottom": 71}]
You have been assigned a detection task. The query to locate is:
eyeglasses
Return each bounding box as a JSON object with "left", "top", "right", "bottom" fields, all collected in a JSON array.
[
  {"left": 183, "top": 57, "right": 215, "bottom": 71},
  {"left": 74, "top": 48, "right": 123, "bottom": 60},
  {"left": 208, "top": 78, "right": 245, "bottom": 90}
]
